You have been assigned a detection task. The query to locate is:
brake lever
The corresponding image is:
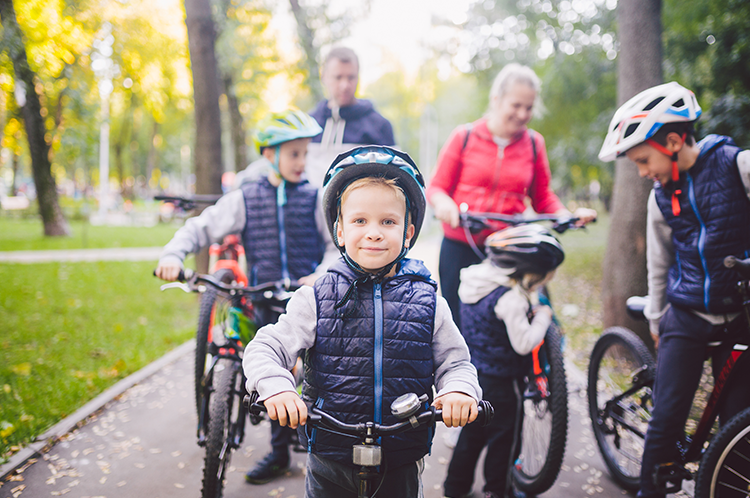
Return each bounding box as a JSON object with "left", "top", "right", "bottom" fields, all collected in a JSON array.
[{"left": 160, "top": 282, "right": 192, "bottom": 293}]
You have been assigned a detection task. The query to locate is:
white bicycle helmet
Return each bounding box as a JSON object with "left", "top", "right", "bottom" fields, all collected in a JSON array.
[
  {"left": 598, "top": 82, "right": 701, "bottom": 161},
  {"left": 486, "top": 224, "right": 565, "bottom": 276}
]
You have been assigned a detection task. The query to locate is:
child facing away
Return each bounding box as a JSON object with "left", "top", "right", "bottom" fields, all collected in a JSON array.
[
  {"left": 443, "top": 224, "right": 565, "bottom": 498},
  {"left": 243, "top": 146, "right": 482, "bottom": 498},
  {"left": 598, "top": 81, "right": 750, "bottom": 498},
  {"left": 155, "top": 109, "right": 339, "bottom": 484}
]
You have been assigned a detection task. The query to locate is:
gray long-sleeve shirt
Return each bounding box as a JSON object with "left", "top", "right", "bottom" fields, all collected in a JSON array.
[
  {"left": 158, "top": 187, "right": 339, "bottom": 279},
  {"left": 243, "top": 285, "right": 482, "bottom": 403}
]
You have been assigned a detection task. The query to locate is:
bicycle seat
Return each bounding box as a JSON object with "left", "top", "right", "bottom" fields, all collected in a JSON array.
[{"left": 626, "top": 296, "right": 649, "bottom": 322}]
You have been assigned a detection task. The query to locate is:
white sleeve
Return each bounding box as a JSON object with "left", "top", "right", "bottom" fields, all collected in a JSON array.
[
  {"left": 432, "top": 297, "right": 482, "bottom": 401},
  {"left": 645, "top": 190, "right": 674, "bottom": 335},
  {"left": 736, "top": 150, "right": 750, "bottom": 201},
  {"left": 494, "top": 287, "right": 551, "bottom": 356},
  {"left": 243, "top": 286, "right": 318, "bottom": 401},
  {"left": 158, "top": 189, "right": 247, "bottom": 265},
  {"left": 313, "top": 189, "right": 340, "bottom": 276}
]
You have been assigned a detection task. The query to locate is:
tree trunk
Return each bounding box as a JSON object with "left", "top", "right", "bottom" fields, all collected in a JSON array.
[
  {"left": 184, "top": 0, "right": 223, "bottom": 198},
  {"left": 288, "top": 0, "right": 324, "bottom": 103},
  {"left": 225, "top": 76, "right": 247, "bottom": 172},
  {"left": 601, "top": 0, "right": 663, "bottom": 347},
  {"left": 1, "top": 0, "right": 69, "bottom": 236},
  {"left": 10, "top": 151, "right": 19, "bottom": 196}
]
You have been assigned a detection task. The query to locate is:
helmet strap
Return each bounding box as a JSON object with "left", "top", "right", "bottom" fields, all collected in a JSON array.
[{"left": 646, "top": 133, "right": 686, "bottom": 216}]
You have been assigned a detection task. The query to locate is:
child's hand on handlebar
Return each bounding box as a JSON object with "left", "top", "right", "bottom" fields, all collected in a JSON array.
[
  {"left": 433, "top": 392, "right": 478, "bottom": 427},
  {"left": 155, "top": 261, "right": 183, "bottom": 282},
  {"left": 264, "top": 391, "right": 308, "bottom": 429}
]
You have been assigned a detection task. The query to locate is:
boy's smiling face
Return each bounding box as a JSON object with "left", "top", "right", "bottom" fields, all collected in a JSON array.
[
  {"left": 336, "top": 182, "right": 415, "bottom": 275},
  {"left": 626, "top": 142, "right": 674, "bottom": 185},
  {"left": 264, "top": 138, "right": 311, "bottom": 184}
]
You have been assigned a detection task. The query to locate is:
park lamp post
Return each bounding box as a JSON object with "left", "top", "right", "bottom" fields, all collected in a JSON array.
[{"left": 91, "top": 23, "right": 118, "bottom": 220}]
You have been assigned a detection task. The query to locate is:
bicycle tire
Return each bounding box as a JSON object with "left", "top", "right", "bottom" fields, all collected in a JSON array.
[
  {"left": 694, "top": 406, "right": 750, "bottom": 498},
  {"left": 202, "top": 358, "right": 243, "bottom": 498},
  {"left": 512, "top": 323, "right": 568, "bottom": 495},
  {"left": 195, "top": 268, "right": 235, "bottom": 417},
  {"left": 588, "top": 326, "right": 655, "bottom": 491}
]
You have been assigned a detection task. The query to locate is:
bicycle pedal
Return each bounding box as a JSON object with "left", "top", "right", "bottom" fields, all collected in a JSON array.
[{"left": 654, "top": 462, "right": 692, "bottom": 494}]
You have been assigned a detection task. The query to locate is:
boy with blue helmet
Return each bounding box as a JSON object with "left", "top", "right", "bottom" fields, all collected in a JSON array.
[
  {"left": 156, "top": 108, "right": 339, "bottom": 483},
  {"left": 599, "top": 82, "right": 750, "bottom": 498},
  {"left": 243, "top": 146, "right": 482, "bottom": 497}
]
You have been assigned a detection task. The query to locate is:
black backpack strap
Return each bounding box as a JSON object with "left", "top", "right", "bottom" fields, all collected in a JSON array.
[
  {"left": 528, "top": 129, "right": 538, "bottom": 164},
  {"left": 461, "top": 124, "right": 473, "bottom": 151}
]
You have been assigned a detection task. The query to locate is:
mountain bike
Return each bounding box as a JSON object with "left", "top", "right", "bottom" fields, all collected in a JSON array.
[
  {"left": 587, "top": 256, "right": 750, "bottom": 497},
  {"left": 458, "top": 204, "right": 588, "bottom": 494},
  {"left": 158, "top": 269, "right": 297, "bottom": 498},
  {"left": 154, "top": 194, "right": 248, "bottom": 418},
  {"left": 245, "top": 392, "right": 495, "bottom": 498}
]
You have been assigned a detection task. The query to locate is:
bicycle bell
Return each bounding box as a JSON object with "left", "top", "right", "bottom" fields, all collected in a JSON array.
[{"left": 391, "top": 393, "right": 428, "bottom": 419}]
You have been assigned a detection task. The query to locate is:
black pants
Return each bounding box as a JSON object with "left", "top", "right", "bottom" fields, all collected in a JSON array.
[
  {"left": 444, "top": 374, "right": 522, "bottom": 497},
  {"left": 438, "top": 237, "right": 483, "bottom": 330},
  {"left": 638, "top": 305, "right": 750, "bottom": 498}
]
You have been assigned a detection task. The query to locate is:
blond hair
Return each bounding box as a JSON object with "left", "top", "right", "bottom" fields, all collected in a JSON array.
[
  {"left": 488, "top": 63, "right": 545, "bottom": 118},
  {"left": 338, "top": 176, "right": 406, "bottom": 219}
]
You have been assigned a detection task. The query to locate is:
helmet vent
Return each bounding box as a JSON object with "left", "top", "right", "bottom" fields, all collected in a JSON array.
[
  {"left": 643, "top": 97, "right": 664, "bottom": 111},
  {"left": 623, "top": 123, "right": 640, "bottom": 139},
  {"left": 672, "top": 98, "right": 685, "bottom": 108}
]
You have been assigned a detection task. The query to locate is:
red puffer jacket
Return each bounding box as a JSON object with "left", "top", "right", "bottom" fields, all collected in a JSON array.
[{"left": 426, "top": 118, "right": 564, "bottom": 246}]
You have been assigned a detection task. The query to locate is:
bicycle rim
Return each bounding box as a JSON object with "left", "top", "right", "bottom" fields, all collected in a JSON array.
[
  {"left": 513, "top": 324, "right": 568, "bottom": 495},
  {"left": 202, "top": 358, "right": 242, "bottom": 498},
  {"left": 695, "top": 407, "right": 750, "bottom": 498},
  {"left": 195, "top": 268, "right": 234, "bottom": 418},
  {"left": 587, "top": 327, "right": 654, "bottom": 491}
]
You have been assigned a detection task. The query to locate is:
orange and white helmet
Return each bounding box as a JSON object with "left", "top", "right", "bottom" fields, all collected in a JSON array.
[{"left": 598, "top": 82, "right": 701, "bottom": 161}]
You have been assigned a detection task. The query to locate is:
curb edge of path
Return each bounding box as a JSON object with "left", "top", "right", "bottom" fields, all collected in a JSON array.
[{"left": 0, "top": 338, "right": 196, "bottom": 481}]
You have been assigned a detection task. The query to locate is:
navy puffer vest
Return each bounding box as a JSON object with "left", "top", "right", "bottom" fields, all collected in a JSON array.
[
  {"left": 654, "top": 135, "right": 750, "bottom": 313},
  {"left": 240, "top": 178, "right": 323, "bottom": 285},
  {"left": 300, "top": 258, "right": 437, "bottom": 468},
  {"left": 461, "top": 286, "right": 531, "bottom": 379}
]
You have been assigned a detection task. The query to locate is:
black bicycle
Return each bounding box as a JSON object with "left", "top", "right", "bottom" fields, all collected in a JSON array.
[
  {"left": 587, "top": 256, "right": 750, "bottom": 497},
  {"left": 245, "top": 392, "right": 494, "bottom": 498},
  {"left": 458, "top": 204, "right": 588, "bottom": 495},
  {"left": 158, "top": 269, "right": 296, "bottom": 498}
]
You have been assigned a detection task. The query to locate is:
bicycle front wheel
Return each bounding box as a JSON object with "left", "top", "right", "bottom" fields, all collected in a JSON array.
[
  {"left": 202, "top": 358, "right": 245, "bottom": 498},
  {"left": 694, "top": 407, "right": 750, "bottom": 498},
  {"left": 195, "top": 268, "right": 235, "bottom": 417},
  {"left": 512, "top": 324, "right": 568, "bottom": 495},
  {"left": 588, "top": 326, "right": 655, "bottom": 491}
]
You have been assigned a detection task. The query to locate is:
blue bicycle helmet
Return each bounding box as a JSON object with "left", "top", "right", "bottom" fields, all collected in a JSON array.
[{"left": 322, "top": 146, "right": 427, "bottom": 278}]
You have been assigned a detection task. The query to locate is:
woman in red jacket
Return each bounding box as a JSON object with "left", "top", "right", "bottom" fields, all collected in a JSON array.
[{"left": 427, "top": 63, "right": 596, "bottom": 330}]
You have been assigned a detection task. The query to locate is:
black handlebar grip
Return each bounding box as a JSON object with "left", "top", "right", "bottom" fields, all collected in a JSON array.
[{"left": 477, "top": 400, "right": 494, "bottom": 426}]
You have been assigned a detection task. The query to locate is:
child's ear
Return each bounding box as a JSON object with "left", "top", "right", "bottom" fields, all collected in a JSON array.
[
  {"left": 403, "top": 223, "right": 416, "bottom": 248},
  {"left": 335, "top": 221, "right": 346, "bottom": 247},
  {"left": 262, "top": 147, "right": 276, "bottom": 162}
]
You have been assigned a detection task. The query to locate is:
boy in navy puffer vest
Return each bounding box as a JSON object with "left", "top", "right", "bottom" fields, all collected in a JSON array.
[
  {"left": 599, "top": 82, "right": 750, "bottom": 498},
  {"left": 243, "top": 146, "right": 482, "bottom": 498},
  {"left": 443, "top": 224, "right": 564, "bottom": 498},
  {"left": 156, "top": 109, "right": 339, "bottom": 484}
]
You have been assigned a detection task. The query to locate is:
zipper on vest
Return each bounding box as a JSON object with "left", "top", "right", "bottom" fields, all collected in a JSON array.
[
  {"left": 686, "top": 174, "right": 711, "bottom": 312},
  {"left": 276, "top": 194, "right": 291, "bottom": 283},
  {"left": 374, "top": 283, "right": 383, "bottom": 424}
]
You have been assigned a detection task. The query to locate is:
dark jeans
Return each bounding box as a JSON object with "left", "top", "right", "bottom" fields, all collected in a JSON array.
[
  {"left": 638, "top": 305, "right": 750, "bottom": 498},
  {"left": 439, "top": 237, "right": 484, "bottom": 331},
  {"left": 444, "top": 375, "right": 522, "bottom": 497},
  {"left": 305, "top": 452, "right": 423, "bottom": 498}
]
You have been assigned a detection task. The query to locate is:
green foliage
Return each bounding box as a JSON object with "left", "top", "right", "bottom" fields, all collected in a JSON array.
[{"left": 0, "top": 260, "right": 196, "bottom": 459}]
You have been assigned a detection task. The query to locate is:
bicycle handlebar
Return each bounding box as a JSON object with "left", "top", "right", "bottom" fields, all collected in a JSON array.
[
  {"left": 154, "top": 268, "right": 298, "bottom": 300},
  {"left": 244, "top": 394, "right": 494, "bottom": 437},
  {"left": 724, "top": 256, "right": 750, "bottom": 279},
  {"left": 154, "top": 194, "right": 222, "bottom": 211},
  {"left": 458, "top": 203, "right": 591, "bottom": 235}
]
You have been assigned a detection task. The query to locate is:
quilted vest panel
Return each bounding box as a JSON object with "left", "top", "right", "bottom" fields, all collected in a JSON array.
[{"left": 654, "top": 135, "right": 750, "bottom": 313}]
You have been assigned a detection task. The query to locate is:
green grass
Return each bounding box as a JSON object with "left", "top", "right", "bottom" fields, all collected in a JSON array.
[
  {"left": 0, "top": 260, "right": 198, "bottom": 461},
  {"left": 548, "top": 212, "right": 609, "bottom": 370},
  {"left": 0, "top": 218, "right": 179, "bottom": 252}
]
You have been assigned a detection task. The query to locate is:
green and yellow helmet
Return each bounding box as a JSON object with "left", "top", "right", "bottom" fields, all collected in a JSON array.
[{"left": 253, "top": 109, "right": 322, "bottom": 152}]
